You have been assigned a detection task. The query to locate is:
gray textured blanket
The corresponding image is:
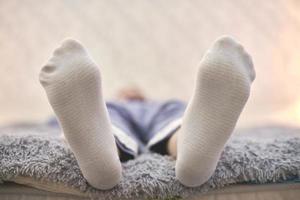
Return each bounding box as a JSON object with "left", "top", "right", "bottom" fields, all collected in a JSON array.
[{"left": 0, "top": 124, "right": 299, "bottom": 199}]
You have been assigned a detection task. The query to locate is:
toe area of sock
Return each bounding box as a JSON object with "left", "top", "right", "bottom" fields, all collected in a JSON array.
[
  {"left": 61, "top": 38, "right": 85, "bottom": 50},
  {"left": 53, "top": 38, "right": 86, "bottom": 56},
  {"left": 244, "top": 53, "right": 256, "bottom": 82},
  {"left": 206, "top": 35, "right": 256, "bottom": 84},
  {"left": 39, "top": 62, "right": 57, "bottom": 86},
  {"left": 214, "top": 35, "right": 239, "bottom": 48}
]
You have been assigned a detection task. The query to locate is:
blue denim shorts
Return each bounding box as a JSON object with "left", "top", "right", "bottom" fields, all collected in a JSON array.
[{"left": 48, "top": 99, "right": 187, "bottom": 161}]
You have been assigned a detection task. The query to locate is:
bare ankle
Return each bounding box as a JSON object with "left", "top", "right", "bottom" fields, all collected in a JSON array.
[{"left": 167, "top": 132, "right": 178, "bottom": 158}]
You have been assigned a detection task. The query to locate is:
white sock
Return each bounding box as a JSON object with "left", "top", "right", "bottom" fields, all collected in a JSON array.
[
  {"left": 176, "top": 36, "right": 255, "bottom": 187},
  {"left": 39, "top": 39, "right": 122, "bottom": 190}
]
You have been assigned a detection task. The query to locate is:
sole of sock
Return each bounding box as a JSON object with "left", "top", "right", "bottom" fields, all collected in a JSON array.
[
  {"left": 176, "top": 36, "right": 255, "bottom": 187},
  {"left": 40, "top": 39, "right": 122, "bottom": 190}
]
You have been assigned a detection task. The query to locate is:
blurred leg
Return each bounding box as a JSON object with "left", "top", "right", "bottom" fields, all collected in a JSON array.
[{"left": 167, "top": 132, "right": 177, "bottom": 158}]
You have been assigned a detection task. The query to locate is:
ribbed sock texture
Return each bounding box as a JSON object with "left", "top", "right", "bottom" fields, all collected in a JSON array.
[
  {"left": 39, "top": 39, "right": 122, "bottom": 190},
  {"left": 176, "top": 36, "right": 255, "bottom": 187}
]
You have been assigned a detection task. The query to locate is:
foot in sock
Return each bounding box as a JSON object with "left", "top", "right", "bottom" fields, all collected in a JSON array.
[
  {"left": 39, "top": 39, "right": 122, "bottom": 190},
  {"left": 175, "top": 36, "right": 255, "bottom": 187}
]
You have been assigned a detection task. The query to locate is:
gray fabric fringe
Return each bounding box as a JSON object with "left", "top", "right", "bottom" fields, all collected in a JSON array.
[{"left": 0, "top": 124, "right": 299, "bottom": 199}]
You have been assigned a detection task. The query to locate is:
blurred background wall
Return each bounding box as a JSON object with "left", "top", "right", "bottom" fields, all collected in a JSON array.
[{"left": 1, "top": 0, "right": 300, "bottom": 127}]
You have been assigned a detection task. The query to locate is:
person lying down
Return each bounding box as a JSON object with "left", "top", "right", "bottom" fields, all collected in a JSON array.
[{"left": 39, "top": 36, "right": 255, "bottom": 190}]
